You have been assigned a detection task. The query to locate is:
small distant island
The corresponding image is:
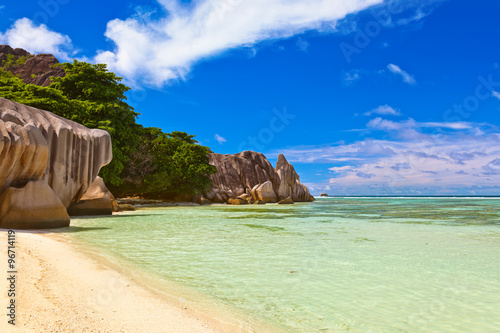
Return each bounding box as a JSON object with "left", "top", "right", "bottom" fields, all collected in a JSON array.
[
  {"left": 320, "top": 193, "right": 329, "bottom": 197},
  {"left": 0, "top": 45, "right": 314, "bottom": 229}
]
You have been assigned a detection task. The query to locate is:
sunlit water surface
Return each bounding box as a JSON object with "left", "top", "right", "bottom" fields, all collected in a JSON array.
[{"left": 70, "top": 198, "right": 500, "bottom": 332}]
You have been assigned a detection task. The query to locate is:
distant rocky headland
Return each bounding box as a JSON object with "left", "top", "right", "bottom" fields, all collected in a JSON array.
[{"left": 202, "top": 151, "right": 314, "bottom": 204}]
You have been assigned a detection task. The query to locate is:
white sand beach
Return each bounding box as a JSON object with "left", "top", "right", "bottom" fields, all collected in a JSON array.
[{"left": 0, "top": 231, "right": 264, "bottom": 333}]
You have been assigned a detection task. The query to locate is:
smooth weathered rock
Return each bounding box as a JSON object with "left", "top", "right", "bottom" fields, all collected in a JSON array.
[
  {"left": 207, "top": 151, "right": 278, "bottom": 200},
  {"left": 214, "top": 193, "right": 225, "bottom": 203},
  {"left": 0, "top": 98, "right": 112, "bottom": 207},
  {"left": 254, "top": 200, "right": 266, "bottom": 205},
  {"left": 0, "top": 98, "right": 112, "bottom": 228},
  {"left": 204, "top": 151, "right": 313, "bottom": 203},
  {"left": 278, "top": 196, "right": 294, "bottom": 205},
  {"left": 238, "top": 194, "right": 251, "bottom": 200},
  {"left": 112, "top": 198, "right": 120, "bottom": 212},
  {"left": 67, "top": 177, "right": 114, "bottom": 216},
  {"left": 320, "top": 193, "right": 329, "bottom": 197},
  {"left": 251, "top": 181, "right": 277, "bottom": 203},
  {"left": 276, "top": 154, "right": 315, "bottom": 202},
  {"left": 205, "top": 188, "right": 226, "bottom": 203},
  {"left": 200, "top": 198, "right": 213, "bottom": 205},
  {"left": 118, "top": 204, "right": 136, "bottom": 211},
  {"left": 0, "top": 181, "right": 70, "bottom": 229},
  {"left": 227, "top": 198, "right": 248, "bottom": 205},
  {"left": 237, "top": 194, "right": 255, "bottom": 204}
]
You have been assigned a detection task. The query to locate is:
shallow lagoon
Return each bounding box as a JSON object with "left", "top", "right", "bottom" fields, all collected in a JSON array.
[{"left": 70, "top": 198, "right": 500, "bottom": 332}]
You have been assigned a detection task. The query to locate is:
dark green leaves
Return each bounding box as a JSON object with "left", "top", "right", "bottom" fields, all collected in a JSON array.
[{"left": 0, "top": 61, "right": 216, "bottom": 198}]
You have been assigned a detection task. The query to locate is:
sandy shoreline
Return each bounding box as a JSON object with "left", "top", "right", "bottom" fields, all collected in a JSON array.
[{"left": 0, "top": 230, "right": 276, "bottom": 333}]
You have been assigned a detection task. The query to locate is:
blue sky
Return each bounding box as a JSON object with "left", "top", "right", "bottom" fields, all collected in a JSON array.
[{"left": 1, "top": 0, "right": 500, "bottom": 195}]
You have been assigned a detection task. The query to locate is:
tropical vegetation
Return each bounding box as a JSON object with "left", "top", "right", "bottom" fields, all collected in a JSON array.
[{"left": 0, "top": 60, "right": 216, "bottom": 198}]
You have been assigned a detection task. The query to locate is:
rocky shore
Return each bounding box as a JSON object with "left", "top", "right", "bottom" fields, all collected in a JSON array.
[
  {"left": 0, "top": 98, "right": 112, "bottom": 228},
  {"left": 0, "top": 97, "right": 314, "bottom": 228},
  {"left": 201, "top": 151, "right": 314, "bottom": 205}
]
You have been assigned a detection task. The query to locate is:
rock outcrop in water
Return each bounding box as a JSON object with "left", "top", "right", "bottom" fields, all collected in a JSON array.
[
  {"left": 203, "top": 151, "right": 314, "bottom": 203},
  {"left": 276, "top": 154, "right": 313, "bottom": 202},
  {"left": 0, "top": 98, "right": 112, "bottom": 228}
]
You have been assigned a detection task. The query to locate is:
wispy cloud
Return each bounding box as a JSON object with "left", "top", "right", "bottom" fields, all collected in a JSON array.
[
  {"left": 366, "top": 118, "right": 474, "bottom": 132},
  {"left": 483, "top": 159, "right": 500, "bottom": 175},
  {"left": 94, "top": 0, "right": 383, "bottom": 86},
  {"left": 420, "top": 122, "right": 473, "bottom": 130},
  {"left": 272, "top": 118, "right": 500, "bottom": 194},
  {"left": 342, "top": 70, "right": 361, "bottom": 86},
  {"left": 296, "top": 37, "right": 310, "bottom": 52},
  {"left": 493, "top": 91, "right": 500, "bottom": 100},
  {"left": 364, "top": 104, "right": 401, "bottom": 116},
  {"left": 395, "top": 9, "right": 428, "bottom": 26},
  {"left": 215, "top": 134, "right": 227, "bottom": 144},
  {"left": 0, "top": 18, "right": 73, "bottom": 60},
  {"left": 366, "top": 117, "right": 415, "bottom": 131},
  {"left": 387, "top": 63, "right": 416, "bottom": 85}
]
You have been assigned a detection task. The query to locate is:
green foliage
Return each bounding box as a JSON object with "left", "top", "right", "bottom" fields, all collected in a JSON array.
[
  {"left": 0, "top": 61, "right": 216, "bottom": 198},
  {"left": 0, "top": 61, "right": 139, "bottom": 186},
  {"left": 144, "top": 130, "right": 216, "bottom": 195},
  {"left": 0, "top": 54, "right": 31, "bottom": 69},
  {"left": 51, "top": 61, "right": 131, "bottom": 104},
  {"left": 118, "top": 127, "right": 216, "bottom": 197},
  {"left": 49, "top": 61, "right": 140, "bottom": 185}
]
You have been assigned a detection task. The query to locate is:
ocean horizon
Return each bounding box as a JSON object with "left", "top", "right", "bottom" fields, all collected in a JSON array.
[{"left": 69, "top": 197, "right": 500, "bottom": 332}]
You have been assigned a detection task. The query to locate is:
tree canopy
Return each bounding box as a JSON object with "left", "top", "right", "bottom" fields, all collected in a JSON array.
[{"left": 0, "top": 60, "right": 216, "bottom": 198}]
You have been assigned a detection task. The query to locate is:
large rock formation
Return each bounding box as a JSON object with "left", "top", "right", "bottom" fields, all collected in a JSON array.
[
  {"left": 203, "top": 151, "right": 314, "bottom": 203},
  {"left": 67, "top": 177, "right": 116, "bottom": 216},
  {"left": 278, "top": 196, "right": 294, "bottom": 205},
  {"left": 276, "top": 154, "right": 313, "bottom": 202},
  {"left": 0, "top": 181, "right": 70, "bottom": 229},
  {"left": 0, "top": 98, "right": 112, "bottom": 228},
  {"left": 0, "top": 45, "right": 65, "bottom": 86},
  {"left": 251, "top": 181, "right": 277, "bottom": 203}
]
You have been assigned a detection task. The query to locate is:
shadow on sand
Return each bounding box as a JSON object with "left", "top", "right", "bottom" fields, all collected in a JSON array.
[{"left": 1, "top": 213, "right": 159, "bottom": 233}]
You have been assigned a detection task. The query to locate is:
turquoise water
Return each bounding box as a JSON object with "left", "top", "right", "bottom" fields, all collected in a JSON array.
[{"left": 70, "top": 198, "right": 500, "bottom": 332}]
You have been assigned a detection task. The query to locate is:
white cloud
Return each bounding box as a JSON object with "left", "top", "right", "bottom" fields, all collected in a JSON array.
[
  {"left": 395, "top": 9, "right": 427, "bottom": 26},
  {"left": 0, "top": 18, "right": 73, "bottom": 60},
  {"left": 387, "top": 63, "right": 416, "bottom": 85},
  {"left": 367, "top": 117, "right": 416, "bottom": 131},
  {"left": 296, "top": 37, "right": 310, "bottom": 52},
  {"left": 483, "top": 159, "right": 500, "bottom": 175},
  {"left": 273, "top": 118, "right": 500, "bottom": 194},
  {"left": 94, "top": 0, "right": 383, "bottom": 86},
  {"left": 366, "top": 118, "right": 474, "bottom": 132},
  {"left": 364, "top": 104, "right": 401, "bottom": 116},
  {"left": 492, "top": 91, "right": 500, "bottom": 100},
  {"left": 420, "top": 122, "right": 472, "bottom": 130},
  {"left": 215, "top": 134, "right": 227, "bottom": 144},
  {"left": 342, "top": 70, "right": 361, "bottom": 86}
]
